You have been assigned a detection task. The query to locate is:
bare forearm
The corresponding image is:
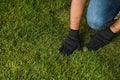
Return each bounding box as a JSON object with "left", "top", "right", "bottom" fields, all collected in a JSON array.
[
  {"left": 70, "top": 0, "right": 87, "bottom": 30},
  {"left": 110, "top": 18, "right": 120, "bottom": 33}
]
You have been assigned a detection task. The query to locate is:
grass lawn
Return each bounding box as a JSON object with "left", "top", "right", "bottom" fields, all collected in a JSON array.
[{"left": 0, "top": 0, "right": 120, "bottom": 80}]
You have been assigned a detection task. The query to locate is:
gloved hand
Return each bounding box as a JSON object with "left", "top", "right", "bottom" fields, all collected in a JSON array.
[
  {"left": 59, "top": 29, "right": 81, "bottom": 55},
  {"left": 87, "top": 28, "right": 116, "bottom": 50}
]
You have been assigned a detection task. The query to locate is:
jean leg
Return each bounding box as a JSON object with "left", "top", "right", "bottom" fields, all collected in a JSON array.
[{"left": 86, "top": 0, "right": 120, "bottom": 30}]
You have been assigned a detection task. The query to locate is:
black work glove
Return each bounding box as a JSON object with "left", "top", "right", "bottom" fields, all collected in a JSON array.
[
  {"left": 59, "top": 29, "right": 81, "bottom": 55},
  {"left": 87, "top": 28, "right": 116, "bottom": 50}
]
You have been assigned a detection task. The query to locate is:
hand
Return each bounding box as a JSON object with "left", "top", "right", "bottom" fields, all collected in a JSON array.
[
  {"left": 87, "top": 28, "right": 116, "bottom": 50},
  {"left": 59, "top": 29, "right": 81, "bottom": 55}
]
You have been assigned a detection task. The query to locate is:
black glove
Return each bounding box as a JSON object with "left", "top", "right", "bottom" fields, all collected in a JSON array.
[
  {"left": 87, "top": 28, "right": 116, "bottom": 50},
  {"left": 59, "top": 29, "right": 81, "bottom": 55}
]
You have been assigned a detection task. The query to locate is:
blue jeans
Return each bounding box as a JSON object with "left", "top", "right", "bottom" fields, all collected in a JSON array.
[{"left": 87, "top": 0, "right": 120, "bottom": 29}]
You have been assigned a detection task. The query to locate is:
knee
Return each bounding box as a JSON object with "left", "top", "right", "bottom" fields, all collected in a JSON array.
[{"left": 87, "top": 17, "right": 105, "bottom": 30}]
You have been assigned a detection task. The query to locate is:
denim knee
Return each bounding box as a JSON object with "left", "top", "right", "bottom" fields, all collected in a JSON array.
[
  {"left": 87, "top": 17, "right": 104, "bottom": 30},
  {"left": 86, "top": 0, "right": 120, "bottom": 30}
]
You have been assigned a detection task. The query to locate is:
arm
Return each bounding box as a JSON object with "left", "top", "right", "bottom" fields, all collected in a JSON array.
[
  {"left": 110, "top": 18, "right": 120, "bottom": 33},
  {"left": 59, "top": 0, "right": 87, "bottom": 55},
  {"left": 70, "top": 0, "right": 87, "bottom": 30}
]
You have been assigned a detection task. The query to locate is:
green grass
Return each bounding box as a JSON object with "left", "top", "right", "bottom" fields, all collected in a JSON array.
[{"left": 0, "top": 0, "right": 120, "bottom": 80}]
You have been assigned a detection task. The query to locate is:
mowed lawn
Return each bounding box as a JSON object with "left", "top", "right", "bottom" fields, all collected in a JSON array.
[{"left": 0, "top": 0, "right": 120, "bottom": 80}]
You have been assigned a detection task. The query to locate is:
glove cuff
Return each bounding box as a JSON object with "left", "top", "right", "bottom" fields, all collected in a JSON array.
[
  {"left": 108, "top": 28, "right": 116, "bottom": 36},
  {"left": 106, "top": 28, "right": 116, "bottom": 39},
  {"left": 69, "top": 29, "right": 79, "bottom": 37}
]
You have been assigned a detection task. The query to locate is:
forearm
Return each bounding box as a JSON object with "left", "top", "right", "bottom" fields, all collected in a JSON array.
[
  {"left": 110, "top": 18, "right": 120, "bottom": 33},
  {"left": 70, "top": 0, "right": 87, "bottom": 30}
]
